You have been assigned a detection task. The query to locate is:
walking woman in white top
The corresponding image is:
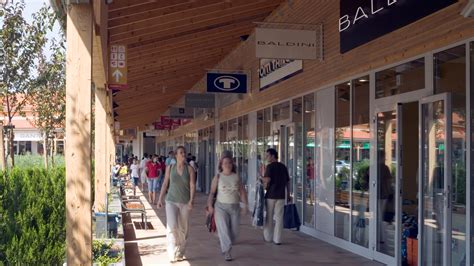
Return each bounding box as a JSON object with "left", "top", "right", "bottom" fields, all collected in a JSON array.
[{"left": 207, "top": 154, "right": 248, "bottom": 261}]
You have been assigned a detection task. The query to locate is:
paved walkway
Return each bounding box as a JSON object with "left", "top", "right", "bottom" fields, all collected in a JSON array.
[{"left": 123, "top": 188, "right": 383, "bottom": 266}]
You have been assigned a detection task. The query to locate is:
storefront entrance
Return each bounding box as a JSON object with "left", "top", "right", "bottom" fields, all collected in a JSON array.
[{"left": 372, "top": 92, "right": 453, "bottom": 265}]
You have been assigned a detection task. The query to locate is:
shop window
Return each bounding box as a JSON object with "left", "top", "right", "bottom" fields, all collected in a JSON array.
[
  {"left": 351, "top": 76, "right": 370, "bottom": 248},
  {"left": 335, "top": 81, "right": 351, "bottom": 241},
  {"left": 292, "top": 98, "right": 304, "bottom": 222},
  {"left": 272, "top": 101, "right": 290, "bottom": 122},
  {"left": 434, "top": 44, "right": 467, "bottom": 266},
  {"left": 219, "top": 121, "right": 227, "bottom": 156},
  {"left": 375, "top": 58, "right": 425, "bottom": 99},
  {"left": 303, "top": 93, "right": 315, "bottom": 227},
  {"left": 471, "top": 41, "right": 474, "bottom": 266}
]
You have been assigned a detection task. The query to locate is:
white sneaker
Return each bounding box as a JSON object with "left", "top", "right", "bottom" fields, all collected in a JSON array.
[{"left": 224, "top": 251, "right": 233, "bottom": 261}]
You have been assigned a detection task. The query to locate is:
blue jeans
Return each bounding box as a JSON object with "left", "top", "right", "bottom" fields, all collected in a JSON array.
[{"left": 147, "top": 178, "right": 159, "bottom": 192}]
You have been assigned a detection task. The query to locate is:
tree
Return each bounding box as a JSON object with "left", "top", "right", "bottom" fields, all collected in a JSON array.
[
  {"left": 30, "top": 37, "right": 65, "bottom": 168},
  {"left": 0, "top": 1, "right": 54, "bottom": 167}
]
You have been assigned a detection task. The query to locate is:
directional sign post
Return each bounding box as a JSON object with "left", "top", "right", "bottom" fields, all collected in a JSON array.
[{"left": 108, "top": 45, "right": 128, "bottom": 90}]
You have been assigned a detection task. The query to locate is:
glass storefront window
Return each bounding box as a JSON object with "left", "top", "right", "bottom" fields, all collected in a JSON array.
[
  {"left": 272, "top": 101, "right": 290, "bottom": 122},
  {"left": 242, "top": 115, "right": 249, "bottom": 191},
  {"left": 434, "top": 44, "right": 467, "bottom": 266},
  {"left": 335, "top": 81, "right": 351, "bottom": 241},
  {"left": 375, "top": 58, "right": 425, "bottom": 99},
  {"left": 257, "top": 110, "right": 266, "bottom": 179},
  {"left": 220, "top": 121, "right": 227, "bottom": 156},
  {"left": 303, "top": 93, "right": 315, "bottom": 227},
  {"left": 471, "top": 41, "right": 474, "bottom": 266},
  {"left": 293, "top": 98, "right": 303, "bottom": 221},
  {"left": 351, "top": 76, "right": 370, "bottom": 248}
]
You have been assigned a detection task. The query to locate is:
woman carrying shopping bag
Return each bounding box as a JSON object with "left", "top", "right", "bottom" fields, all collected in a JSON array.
[
  {"left": 158, "top": 146, "right": 196, "bottom": 263},
  {"left": 207, "top": 154, "right": 248, "bottom": 261}
]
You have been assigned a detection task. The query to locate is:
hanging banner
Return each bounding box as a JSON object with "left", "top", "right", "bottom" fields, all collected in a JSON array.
[
  {"left": 255, "top": 28, "right": 319, "bottom": 60},
  {"left": 339, "top": 0, "right": 457, "bottom": 53},
  {"left": 206, "top": 72, "right": 248, "bottom": 94},
  {"left": 108, "top": 44, "right": 128, "bottom": 90},
  {"left": 169, "top": 107, "right": 194, "bottom": 119},
  {"left": 185, "top": 93, "right": 215, "bottom": 108},
  {"left": 259, "top": 59, "right": 303, "bottom": 91}
]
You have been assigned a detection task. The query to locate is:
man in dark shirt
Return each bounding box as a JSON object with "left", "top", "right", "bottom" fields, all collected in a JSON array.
[{"left": 261, "top": 148, "right": 291, "bottom": 245}]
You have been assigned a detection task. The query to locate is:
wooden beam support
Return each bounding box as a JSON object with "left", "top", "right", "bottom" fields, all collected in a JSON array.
[
  {"left": 66, "top": 3, "right": 93, "bottom": 265},
  {"left": 94, "top": 86, "right": 107, "bottom": 211}
]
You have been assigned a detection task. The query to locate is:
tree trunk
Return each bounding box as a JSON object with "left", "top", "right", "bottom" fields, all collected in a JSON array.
[
  {"left": 0, "top": 125, "right": 5, "bottom": 171},
  {"left": 43, "top": 134, "right": 48, "bottom": 169},
  {"left": 9, "top": 130, "right": 14, "bottom": 167},
  {"left": 50, "top": 138, "right": 55, "bottom": 167}
]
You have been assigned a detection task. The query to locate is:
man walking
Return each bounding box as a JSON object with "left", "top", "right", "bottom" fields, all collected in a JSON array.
[
  {"left": 261, "top": 148, "right": 291, "bottom": 245},
  {"left": 165, "top": 150, "right": 177, "bottom": 166}
]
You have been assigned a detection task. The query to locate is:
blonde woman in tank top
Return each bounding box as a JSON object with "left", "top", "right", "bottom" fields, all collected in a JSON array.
[
  {"left": 158, "top": 146, "right": 196, "bottom": 263},
  {"left": 207, "top": 154, "right": 248, "bottom": 261}
]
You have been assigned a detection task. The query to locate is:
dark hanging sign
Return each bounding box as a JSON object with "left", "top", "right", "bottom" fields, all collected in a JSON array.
[{"left": 339, "top": 0, "right": 458, "bottom": 53}]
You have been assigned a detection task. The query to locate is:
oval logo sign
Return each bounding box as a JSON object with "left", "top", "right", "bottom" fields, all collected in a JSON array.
[{"left": 214, "top": 76, "right": 240, "bottom": 91}]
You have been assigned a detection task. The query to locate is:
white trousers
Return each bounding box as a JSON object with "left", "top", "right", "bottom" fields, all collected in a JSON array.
[
  {"left": 214, "top": 201, "right": 240, "bottom": 253},
  {"left": 165, "top": 201, "right": 190, "bottom": 260},
  {"left": 263, "top": 199, "right": 285, "bottom": 243}
]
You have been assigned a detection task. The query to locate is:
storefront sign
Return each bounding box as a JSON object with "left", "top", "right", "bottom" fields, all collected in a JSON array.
[
  {"left": 259, "top": 59, "right": 303, "bottom": 91},
  {"left": 206, "top": 72, "right": 247, "bottom": 94},
  {"left": 14, "top": 130, "right": 42, "bottom": 141},
  {"left": 256, "top": 28, "right": 319, "bottom": 60},
  {"left": 169, "top": 107, "right": 194, "bottom": 119},
  {"left": 185, "top": 93, "right": 215, "bottom": 108},
  {"left": 108, "top": 44, "right": 128, "bottom": 90},
  {"left": 339, "top": 0, "right": 457, "bottom": 53}
]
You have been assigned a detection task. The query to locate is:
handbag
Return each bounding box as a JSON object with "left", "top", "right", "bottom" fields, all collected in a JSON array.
[
  {"left": 205, "top": 174, "right": 219, "bottom": 233},
  {"left": 283, "top": 203, "right": 301, "bottom": 230}
]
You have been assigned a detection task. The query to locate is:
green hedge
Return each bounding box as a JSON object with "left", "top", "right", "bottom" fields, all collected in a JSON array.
[{"left": 0, "top": 167, "right": 66, "bottom": 264}]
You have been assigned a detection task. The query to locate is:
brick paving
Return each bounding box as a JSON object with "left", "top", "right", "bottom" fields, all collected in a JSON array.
[{"left": 123, "top": 188, "right": 383, "bottom": 266}]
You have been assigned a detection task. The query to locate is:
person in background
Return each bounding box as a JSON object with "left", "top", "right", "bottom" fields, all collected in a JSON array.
[
  {"left": 187, "top": 153, "right": 192, "bottom": 163},
  {"left": 189, "top": 156, "right": 198, "bottom": 173},
  {"left": 158, "top": 146, "right": 196, "bottom": 263},
  {"left": 306, "top": 157, "right": 315, "bottom": 204},
  {"left": 207, "top": 154, "right": 248, "bottom": 261},
  {"left": 118, "top": 162, "right": 129, "bottom": 179},
  {"left": 139, "top": 153, "right": 150, "bottom": 192},
  {"left": 146, "top": 155, "right": 162, "bottom": 204},
  {"left": 130, "top": 158, "right": 140, "bottom": 196},
  {"left": 261, "top": 148, "right": 291, "bottom": 245},
  {"left": 166, "top": 150, "right": 177, "bottom": 166}
]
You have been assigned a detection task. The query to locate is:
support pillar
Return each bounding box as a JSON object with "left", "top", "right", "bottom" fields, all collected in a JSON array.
[
  {"left": 65, "top": 3, "right": 93, "bottom": 265},
  {"left": 94, "top": 86, "right": 107, "bottom": 211}
]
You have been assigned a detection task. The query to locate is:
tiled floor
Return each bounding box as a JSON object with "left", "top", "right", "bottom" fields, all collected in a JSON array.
[{"left": 124, "top": 188, "right": 384, "bottom": 266}]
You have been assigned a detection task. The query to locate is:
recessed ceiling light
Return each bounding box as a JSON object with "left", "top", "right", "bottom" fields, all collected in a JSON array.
[{"left": 359, "top": 79, "right": 368, "bottom": 82}]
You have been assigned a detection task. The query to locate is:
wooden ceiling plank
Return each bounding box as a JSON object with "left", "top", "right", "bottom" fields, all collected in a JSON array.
[
  {"left": 109, "top": 0, "right": 189, "bottom": 18},
  {"left": 109, "top": 0, "right": 227, "bottom": 28},
  {"left": 109, "top": 3, "right": 277, "bottom": 44},
  {"left": 128, "top": 36, "right": 242, "bottom": 64},
  {"left": 127, "top": 22, "right": 253, "bottom": 56},
  {"left": 128, "top": 48, "right": 235, "bottom": 75},
  {"left": 109, "top": 0, "right": 275, "bottom": 37}
]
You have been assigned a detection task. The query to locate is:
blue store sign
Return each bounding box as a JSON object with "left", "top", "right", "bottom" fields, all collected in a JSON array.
[{"left": 206, "top": 72, "right": 247, "bottom": 94}]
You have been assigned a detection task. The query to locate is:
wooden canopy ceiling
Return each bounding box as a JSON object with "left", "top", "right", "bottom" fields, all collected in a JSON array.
[{"left": 109, "top": 0, "right": 284, "bottom": 129}]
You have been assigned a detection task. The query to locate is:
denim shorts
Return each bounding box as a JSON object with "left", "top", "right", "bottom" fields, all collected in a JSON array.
[
  {"left": 132, "top": 177, "right": 139, "bottom": 186},
  {"left": 147, "top": 178, "right": 159, "bottom": 192}
]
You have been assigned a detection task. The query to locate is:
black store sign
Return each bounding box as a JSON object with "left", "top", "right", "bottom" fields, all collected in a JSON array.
[{"left": 339, "top": 0, "right": 458, "bottom": 53}]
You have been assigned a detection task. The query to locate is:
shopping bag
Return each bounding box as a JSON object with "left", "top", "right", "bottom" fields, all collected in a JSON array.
[
  {"left": 205, "top": 211, "right": 217, "bottom": 233},
  {"left": 283, "top": 203, "right": 301, "bottom": 230}
]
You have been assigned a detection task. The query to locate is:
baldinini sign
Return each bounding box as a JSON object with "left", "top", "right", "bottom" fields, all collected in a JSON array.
[
  {"left": 255, "top": 28, "right": 319, "bottom": 60},
  {"left": 339, "top": 0, "right": 457, "bottom": 53}
]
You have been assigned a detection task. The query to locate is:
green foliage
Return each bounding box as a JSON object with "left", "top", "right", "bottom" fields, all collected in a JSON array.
[
  {"left": 0, "top": 167, "right": 65, "bottom": 264},
  {"left": 93, "top": 240, "right": 123, "bottom": 265},
  {"left": 14, "top": 155, "right": 65, "bottom": 168},
  {"left": 353, "top": 159, "right": 370, "bottom": 192},
  {"left": 0, "top": 0, "right": 58, "bottom": 167}
]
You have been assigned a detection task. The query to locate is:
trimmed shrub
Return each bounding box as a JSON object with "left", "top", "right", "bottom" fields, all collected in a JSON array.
[{"left": 0, "top": 167, "right": 65, "bottom": 264}]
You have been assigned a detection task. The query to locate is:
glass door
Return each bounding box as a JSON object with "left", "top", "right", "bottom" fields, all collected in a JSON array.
[
  {"left": 373, "top": 106, "right": 400, "bottom": 265},
  {"left": 419, "top": 93, "right": 452, "bottom": 266}
]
